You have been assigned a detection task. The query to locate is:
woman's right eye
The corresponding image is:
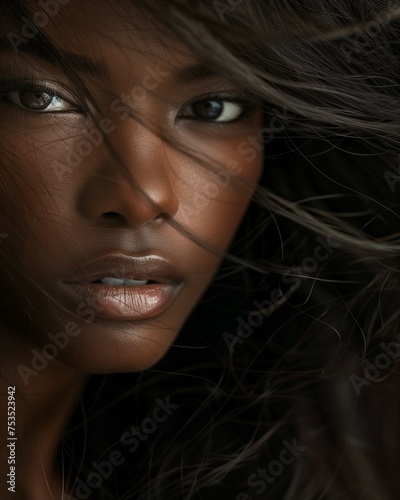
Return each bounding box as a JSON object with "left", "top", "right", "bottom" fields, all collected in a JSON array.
[
  {"left": 0, "top": 83, "right": 81, "bottom": 114},
  {"left": 10, "top": 89, "right": 73, "bottom": 112}
]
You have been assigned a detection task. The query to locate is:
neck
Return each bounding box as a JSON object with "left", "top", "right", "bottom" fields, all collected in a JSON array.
[{"left": 1, "top": 326, "right": 87, "bottom": 500}]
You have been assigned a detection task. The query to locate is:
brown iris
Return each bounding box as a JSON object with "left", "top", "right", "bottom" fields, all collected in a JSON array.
[{"left": 19, "top": 90, "right": 54, "bottom": 110}]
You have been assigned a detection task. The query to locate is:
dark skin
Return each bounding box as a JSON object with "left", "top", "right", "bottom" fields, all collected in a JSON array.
[{"left": 0, "top": 1, "right": 263, "bottom": 497}]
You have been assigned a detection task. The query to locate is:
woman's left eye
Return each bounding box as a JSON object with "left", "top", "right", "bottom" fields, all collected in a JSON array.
[
  {"left": 8, "top": 89, "right": 74, "bottom": 112},
  {"left": 180, "top": 98, "right": 248, "bottom": 123}
]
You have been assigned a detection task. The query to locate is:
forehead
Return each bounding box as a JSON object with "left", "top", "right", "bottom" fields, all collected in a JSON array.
[{"left": 1, "top": 0, "right": 199, "bottom": 85}]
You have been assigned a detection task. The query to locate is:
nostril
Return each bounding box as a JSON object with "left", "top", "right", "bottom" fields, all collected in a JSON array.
[
  {"left": 100, "top": 211, "right": 132, "bottom": 225},
  {"left": 102, "top": 212, "right": 120, "bottom": 218}
]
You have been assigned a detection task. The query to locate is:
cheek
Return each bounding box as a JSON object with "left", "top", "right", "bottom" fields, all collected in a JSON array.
[
  {"left": 0, "top": 118, "right": 263, "bottom": 373},
  {"left": 0, "top": 147, "right": 71, "bottom": 271},
  {"left": 0, "top": 126, "right": 73, "bottom": 211},
  {"left": 172, "top": 133, "right": 264, "bottom": 252},
  {"left": 0, "top": 138, "right": 78, "bottom": 332}
]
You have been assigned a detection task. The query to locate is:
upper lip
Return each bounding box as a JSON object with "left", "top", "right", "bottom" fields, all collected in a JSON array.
[{"left": 64, "top": 253, "right": 183, "bottom": 285}]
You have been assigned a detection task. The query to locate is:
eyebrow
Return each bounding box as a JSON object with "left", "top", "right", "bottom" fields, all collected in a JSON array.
[
  {"left": 0, "top": 37, "right": 109, "bottom": 78},
  {"left": 0, "top": 36, "right": 220, "bottom": 83},
  {"left": 173, "top": 64, "right": 219, "bottom": 83}
]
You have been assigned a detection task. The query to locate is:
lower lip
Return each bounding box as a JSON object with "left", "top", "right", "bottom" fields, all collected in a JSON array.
[{"left": 62, "top": 282, "right": 180, "bottom": 321}]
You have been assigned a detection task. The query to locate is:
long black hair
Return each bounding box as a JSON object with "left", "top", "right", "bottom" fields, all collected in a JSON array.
[{"left": 1, "top": 1, "right": 400, "bottom": 498}]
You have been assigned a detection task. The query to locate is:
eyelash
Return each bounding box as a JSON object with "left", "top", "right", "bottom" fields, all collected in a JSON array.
[
  {"left": 177, "top": 91, "right": 258, "bottom": 126},
  {"left": 0, "top": 80, "right": 83, "bottom": 119},
  {"left": 0, "top": 80, "right": 258, "bottom": 125}
]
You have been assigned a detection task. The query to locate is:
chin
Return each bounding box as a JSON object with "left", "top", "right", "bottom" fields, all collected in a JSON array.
[{"left": 26, "top": 318, "right": 183, "bottom": 377}]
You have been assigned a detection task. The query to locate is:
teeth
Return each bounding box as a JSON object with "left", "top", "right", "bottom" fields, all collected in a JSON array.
[{"left": 100, "top": 277, "right": 149, "bottom": 286}]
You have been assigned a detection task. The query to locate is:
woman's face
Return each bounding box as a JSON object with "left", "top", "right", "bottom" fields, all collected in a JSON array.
[{"left": 0, "top": 0, "right": 263, "bottom": 372}]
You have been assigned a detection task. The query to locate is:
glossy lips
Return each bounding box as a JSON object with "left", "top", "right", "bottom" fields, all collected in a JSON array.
[{"left": 62, "top": 254, "right": 183, "bottom": 321}]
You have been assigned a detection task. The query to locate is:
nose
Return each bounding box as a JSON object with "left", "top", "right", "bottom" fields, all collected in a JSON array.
[{"left": 79, "top": 121, "right": 179, "bottom": 226}]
